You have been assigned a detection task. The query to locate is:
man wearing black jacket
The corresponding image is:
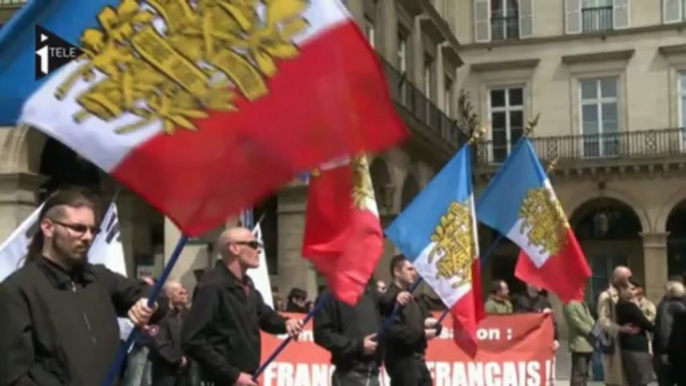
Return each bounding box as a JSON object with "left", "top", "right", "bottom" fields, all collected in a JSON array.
[
  {"left": 313, "top": 282, "right": 383, "bottom": 386},
  {"left": 0, "top": 188, "right": 163, "bottom": 386},
  {"left": 148, "top": 280, "right": 191, "bottom": 386},
  {"left": 181, "top": 227, "right": 303, "bottom": 386},
  {"left": 381, "top": 255, "right": 440, "bottom": 386},
  {"left": 513, "top": 284, "right": 560, "bottom": 350}
]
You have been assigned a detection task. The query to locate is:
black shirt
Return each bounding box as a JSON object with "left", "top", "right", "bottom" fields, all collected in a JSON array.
[{"left": 616, "top": 299, "right": 653, "bottom": 352}]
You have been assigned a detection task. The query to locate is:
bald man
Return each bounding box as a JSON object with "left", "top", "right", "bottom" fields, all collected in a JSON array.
[
  {"left": 148, "top": 279, "right": 191, "bottom": 386},
  {"left": 596, "top": 266, "right": 639, "bottom": 386},
  {"left": 181, "top": 227, "right": 303, "bottom": 386}
]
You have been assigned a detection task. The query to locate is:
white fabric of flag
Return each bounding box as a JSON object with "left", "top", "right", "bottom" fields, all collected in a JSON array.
[
  {"left": 247, "top": 223, "right": 274, "bottom": 309},
  {"left": 0, "top": 204, "right": 43, "bottom": 282}
]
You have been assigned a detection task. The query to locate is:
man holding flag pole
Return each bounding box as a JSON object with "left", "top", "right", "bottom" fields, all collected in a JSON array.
[{"left": 0, "top": 187, "right": 167, "bottom": 385}]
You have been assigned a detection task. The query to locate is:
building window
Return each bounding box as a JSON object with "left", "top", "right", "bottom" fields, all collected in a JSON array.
[
  {"left": 589, "top": 255, "right": 628, "bottom": 304},
  {"left": 491, "top": 0, "right": 519, "bottom": 40},
  {"left": 489, "top": 87, "right": 524, "bottom": 162},
  {"left": 364, "top": 17, "right": 375, "bottom": 48},
  {"left": 444, "top": 77, "right": 454, "bottom": 116},
  {"left": 582, "top": 0, "right": 613, "bottom": 32},
  {"left": 397, "top": 33, "right": 408, "bottom": 74},
  {"left": 423, "top": 55, "right": 434, "bottom": 99},
  {"left": 580, "top": 77, "right": 620, "bottom": 158}
]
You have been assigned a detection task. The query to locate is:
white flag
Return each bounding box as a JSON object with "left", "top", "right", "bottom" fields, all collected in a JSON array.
[
  {"left": 247, "top": 223, "right": 274, "bottom": 309},
  {"left": 88, "top": 203, "right": 127, "bottom": 277},
  {"left": 0, "top": 204, "right": 44, "bottom": 282}
]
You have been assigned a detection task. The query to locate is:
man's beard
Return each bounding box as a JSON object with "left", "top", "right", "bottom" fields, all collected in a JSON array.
[{"left": 53, "top": 237, "right": 89, "bottom": 268}]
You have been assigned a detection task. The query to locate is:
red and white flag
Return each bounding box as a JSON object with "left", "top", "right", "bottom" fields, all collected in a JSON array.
[
  {"left": 302, "top": 155, "right": 383, "bottom": 304},
  {"left": 18, "top": 0, "right": 406, "bottom": 236}
]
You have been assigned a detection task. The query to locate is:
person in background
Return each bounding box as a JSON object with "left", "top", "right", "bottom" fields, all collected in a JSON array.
[
  {"left": 484, "top": 280, "right": 513, "bottom": 314},
  {"left": 634, "top": 281, "right": 657, "bottom": 323},
  {"left": 273, "top": 294, "right": 284, "bottom": 311},
  {"left": 597, "top": 266, "right": 639, "bottom": 386},
  {"left": 653, "top": 280, "right": 686, "bottom": 386},
  {"left": 513, "top": 283, "right": 559, "bottom": 350},
  {"left": 563, "top": 286, "right": 596, "bottom": 386},
  {"left": 181, "top": 227, "right": 303, "bottom": 386},
  {"left": 615, "top": 280, "right": 654, "bottom": 386},
  {"left": 376, "top": 280, "right": 387, "bottom": 294},
  {"left": 0, "top": 188, "right": 164, "bottom": 386},
  {"left": 286, "top": 287, "right": 309, "bottom": 313},
  {"left": 381, "top": 255, "right": 440, "bottom": 386},
  {"left": 314, "top": 279, "right": 384, "bottom": 386},
  {"left": 148, "top": 280, "right": 191, "bottom": 386},
  {"left": 123, "top": 275, "right": 158, "bottom": 386}
]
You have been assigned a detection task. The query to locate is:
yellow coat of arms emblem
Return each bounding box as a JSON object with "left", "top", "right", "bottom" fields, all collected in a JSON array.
[
  {"left": 428, "top": 200, "right": 475, "bottom": 288},
  {"left": 518, "top": 187, "right": 570, "bottom": 256},
  {"left": 55, "top": 0, "right": 310, "bottom": 135}
]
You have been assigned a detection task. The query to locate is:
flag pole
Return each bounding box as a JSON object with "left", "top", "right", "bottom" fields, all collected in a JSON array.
[
  {"left": 437, "top": 155, "right": 558, "bottom": 324},
  {"left": 100, "top": 234, "right": 190, "bottom": 386},
  {"left": 252, "top": 292, "right": 330, "bottom": 380}
]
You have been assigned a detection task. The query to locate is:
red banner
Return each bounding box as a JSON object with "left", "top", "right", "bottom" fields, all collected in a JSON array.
[{"left": 259, "top": 313, "right": 555, "bottom": 386}]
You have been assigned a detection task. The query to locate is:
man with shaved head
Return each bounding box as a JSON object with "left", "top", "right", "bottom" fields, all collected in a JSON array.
[
  {"left": 182, "top": 227, "right": 303, "bottom": 386},
  {"left": 597, "top": 265, "right": 639, "bottom": 386},
  {"left": 148, "top": 279, "right": 191, "bottom": 386}
]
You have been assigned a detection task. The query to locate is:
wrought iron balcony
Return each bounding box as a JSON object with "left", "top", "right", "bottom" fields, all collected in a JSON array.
[
  {"left": 474, "top": 128, "right": 686, "bottom": 166},
  {"left": 582, "top": 6, "right": 613, "bottom": 32},
  {"left": 378, "top": 56, "right": 465, "bottom": 150}
]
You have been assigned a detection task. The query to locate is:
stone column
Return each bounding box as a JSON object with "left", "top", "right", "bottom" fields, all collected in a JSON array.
[
  {"left": 0, "top": 172, "right": 44, "bottom": 241},
  {"left": 276, "top": 184, "right": 317, "bottom": 300},
  {"left": 641, "top": 232, "right": 669, "bottom": 304},
  {"left": 412, "top": 16, "right": 424, "bottom": 86},
  {"left": 379, "top": 0, "right": 398, "bottom": 64}
]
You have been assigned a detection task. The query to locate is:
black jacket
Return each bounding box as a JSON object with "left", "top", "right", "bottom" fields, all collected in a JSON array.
[
  {"left": 180, "top": 261, "right": 287, "bottom": 385},
  {"left": 149, "top": 310, "right": 190, "bottom": 386},
  {"left": 313, "top": 287, "right": 383, "bottom": 373},
  {"left": 0, "top": 256, "right": 164, "bottom": 386},
  {"left": 379, "top": 284, "right": 430, "bottom": 365},
  {"left": 653, "top": 296, "right": 686, "bottom": 355},
  {"left": 616, "top": 299, "right": 653, "bottom": 352}
]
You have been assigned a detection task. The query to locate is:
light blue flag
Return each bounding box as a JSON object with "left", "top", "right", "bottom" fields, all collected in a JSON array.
[
  {"left": 475, "top": 138, "right": 551, "bottom": 264},
  {"left": 385, "top": 146, "right": 480, "bottom": 309},
  {"left": 0, "top": 0, "right": 114, "bottom": 124}
]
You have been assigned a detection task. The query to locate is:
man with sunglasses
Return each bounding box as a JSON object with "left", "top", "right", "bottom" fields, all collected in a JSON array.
[
  {"left": 182, "top": 227, "right": 303, "bottom": 386},
  {"left": 0, "top": 187, "right": 166, "bottom": 386}
]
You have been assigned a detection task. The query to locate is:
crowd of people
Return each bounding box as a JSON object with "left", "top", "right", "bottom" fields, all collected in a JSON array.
[{"left": 2, "top": 187, "right": 686, "bottom": 386}]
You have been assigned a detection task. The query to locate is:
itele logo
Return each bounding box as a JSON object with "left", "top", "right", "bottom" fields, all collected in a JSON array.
[{"left": 34, "top": 25, "right": 83, "bottom": 80}]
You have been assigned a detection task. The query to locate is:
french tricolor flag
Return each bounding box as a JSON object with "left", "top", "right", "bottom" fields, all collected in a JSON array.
[
  {"left": 477, "top": 139, "right": 591, "bottom": 303},
  {"left": 386, "top": 145, "right": 484, "bottom": 353}
]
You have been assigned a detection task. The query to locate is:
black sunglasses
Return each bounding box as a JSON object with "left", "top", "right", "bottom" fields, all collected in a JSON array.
[
  {"left": 233, "top": 240, "right": 262, "bottom": 250},
  {"left": 52, "top": 220, "right": 100, "bottom": 236}
]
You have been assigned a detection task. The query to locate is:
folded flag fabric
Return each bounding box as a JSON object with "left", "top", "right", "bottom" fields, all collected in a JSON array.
[
  {"left": 0, "top": 204, "right": 43, "bottom": 283},
  {"left": 476, "top": 138, "right": 591, "bottom": 303},
  {"left": 385, "top": 145, "right": 484, "bottom": 354},
  {"left": 1, "top": 0, "right": 407, "bottom": 236},
  {"left": 302, "top": 154, "right": 383, "bottom": 305}
]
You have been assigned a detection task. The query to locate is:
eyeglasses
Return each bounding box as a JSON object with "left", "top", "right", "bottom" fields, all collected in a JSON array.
[
  {"left": 52, "top": 220, "right": 100, "bottom": 236},
  {"left": 232, "top": 240, "right": 262, "bottom": 250}
]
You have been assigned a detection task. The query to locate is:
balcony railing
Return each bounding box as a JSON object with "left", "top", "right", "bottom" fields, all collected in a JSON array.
[
  {"left": 0, "top": 0, "right": 26, "bottom": 6},
  {"left": 475, "top": 129, "right": 686, "bottom": 166},
  {"left": 379, "top": 56, "right": 465, "bottom": 149},
  {"left": 582, "top": 6, "right": 613, "bottom": 32},
  {"left": 491, "top": 15, "right": 519, "bottom": 40}
]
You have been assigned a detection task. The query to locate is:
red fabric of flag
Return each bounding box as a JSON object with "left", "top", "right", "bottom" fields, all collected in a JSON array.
[{"left": 302, "top": 155, "right": 383, "bottom": 305}]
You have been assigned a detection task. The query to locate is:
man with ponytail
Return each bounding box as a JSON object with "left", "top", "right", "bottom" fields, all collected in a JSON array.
[{"left": 0, "top": 187, "right": 166, "bottom": 386}]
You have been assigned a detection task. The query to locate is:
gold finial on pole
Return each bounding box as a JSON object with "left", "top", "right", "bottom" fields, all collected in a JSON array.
[
  {"left": 468, "top": 123, "right": 488, "bottom": 144},
  {"left": 523, "top": 113, "right": 541, "bottom": 137}
]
